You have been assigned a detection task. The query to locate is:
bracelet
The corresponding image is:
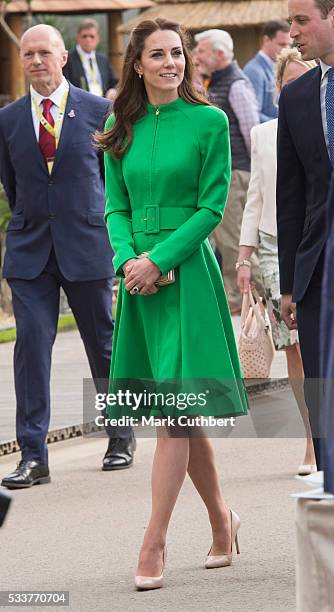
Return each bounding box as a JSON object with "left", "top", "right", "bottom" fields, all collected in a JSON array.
[{"left": 235, "top": 259, "right": 251, "bottom": 271}]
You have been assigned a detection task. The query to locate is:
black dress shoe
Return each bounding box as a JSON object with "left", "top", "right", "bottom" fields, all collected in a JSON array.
[
  {"left": 102, "top": 437, "right": 136, "bottom": 471},
  {"left": 0, "top": 490, "right": 11, "bottom": 527},
  {"left": 1, "top": 460, "right": 50, "bottom": 490}
]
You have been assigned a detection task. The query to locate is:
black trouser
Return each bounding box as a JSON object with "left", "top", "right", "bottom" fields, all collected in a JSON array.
[{"left": 297, "top": 268, "right": 323, "bottom": 469}]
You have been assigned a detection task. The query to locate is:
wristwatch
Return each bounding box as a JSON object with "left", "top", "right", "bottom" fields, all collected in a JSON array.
[{"left": 235, "top": 259, "right": 251, "bottom": 271}]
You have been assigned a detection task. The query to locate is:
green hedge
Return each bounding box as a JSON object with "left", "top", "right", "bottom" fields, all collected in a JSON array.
[{"left": 0, "top": 313, "right": 77, "bottom": 344}]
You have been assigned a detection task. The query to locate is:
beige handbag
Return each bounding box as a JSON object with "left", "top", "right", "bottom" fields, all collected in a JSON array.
[{"left": 238, "top": 288, "right": 275, "bottom": 379}]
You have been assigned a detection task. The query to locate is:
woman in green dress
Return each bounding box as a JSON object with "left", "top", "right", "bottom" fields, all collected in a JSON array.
[{"left": 97, "top": 18, "right": 248, "bottom": 590}]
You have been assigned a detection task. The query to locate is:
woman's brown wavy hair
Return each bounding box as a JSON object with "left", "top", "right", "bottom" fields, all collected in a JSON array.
[{"left": 96, "top": 18, "right": 210, "bottom": 159}]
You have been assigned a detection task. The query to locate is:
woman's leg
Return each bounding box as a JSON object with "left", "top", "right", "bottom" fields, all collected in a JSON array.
[
  {"left": 285, "top": 343, "right": 316, "bottom": 465},
  {"left": 187, "top": 434, "right": 231, "bottom": 555},
  {"left": 136, "top": 431, "right": 190, "bottom": 577}
]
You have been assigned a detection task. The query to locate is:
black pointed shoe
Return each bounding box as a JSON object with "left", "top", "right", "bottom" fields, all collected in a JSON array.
[
  {"left": 102, "top": 437, "right": 136, "bottom": 471},
  {"left": 1, "top": 460, "right": 50, "bottom": 489},
  {"left": 0, "top": 490, "right": 11, "bottom": 527}
]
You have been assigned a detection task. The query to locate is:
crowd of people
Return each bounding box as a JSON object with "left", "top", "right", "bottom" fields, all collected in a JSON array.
[{"left": 0, "top": 0, "right": 334, "bottom": 596}]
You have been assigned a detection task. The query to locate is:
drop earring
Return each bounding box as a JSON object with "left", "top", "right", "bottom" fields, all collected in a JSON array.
[{"left": 138, "top": 73, "right": 142, "bottom": 79}]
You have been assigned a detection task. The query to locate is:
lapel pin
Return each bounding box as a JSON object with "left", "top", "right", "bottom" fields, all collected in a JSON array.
[{"left": 68, "top": 109, "right": 75, "bottom": 118}]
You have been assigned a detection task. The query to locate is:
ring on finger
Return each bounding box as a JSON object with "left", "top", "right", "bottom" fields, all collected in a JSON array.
[{"left": 133, "top": 286, "right": 140, "bottom": 294}]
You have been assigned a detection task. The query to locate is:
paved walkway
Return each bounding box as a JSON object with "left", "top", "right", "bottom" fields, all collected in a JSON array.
[
  {"left": 0, "top": 435, "right": 305, "bottom": 612},
  {"left": 0, "top": 317, "right": 308, "bottom": 611}
]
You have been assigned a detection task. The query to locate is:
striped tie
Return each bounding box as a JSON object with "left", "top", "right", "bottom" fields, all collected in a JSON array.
[{"left": 39, "top": 98, "right": 56, "bottom": 164}]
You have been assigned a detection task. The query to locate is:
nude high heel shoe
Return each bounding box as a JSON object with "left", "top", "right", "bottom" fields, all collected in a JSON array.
[
  {"left": 134, "top": 547, "right": 167, "bottom": 590},
  {"left": 205, "top": 509, "right": 240, "bottom": 569}
]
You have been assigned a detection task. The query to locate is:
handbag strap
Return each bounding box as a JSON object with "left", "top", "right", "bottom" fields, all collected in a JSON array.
[
  {"left": 240, "top": 288, "right": 265, "bottom": 330},
  {"left": 240, "top": 291, "right": 250, "bottom": 328}
]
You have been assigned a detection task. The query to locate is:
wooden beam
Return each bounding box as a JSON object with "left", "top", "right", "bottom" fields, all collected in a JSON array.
[
  {"left": 7, "top": 14, "right": 25, "bottom": 100},
  {"left": 108, "top": 11, "right": 124, "bottom": 79}
]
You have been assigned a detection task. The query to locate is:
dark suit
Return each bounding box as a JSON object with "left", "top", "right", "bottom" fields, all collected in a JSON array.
[
  {"left": 63, "top": 48, "right": 117, "bottom": 96},
  {"left": 277, "top": 66, "right": 332, "bottom": 466},
  {"left": 0, "top": 84, "right": 131, "bottom": 465},
  {"left": 320, "top": 174, "right": 334, "bottom": 493}
]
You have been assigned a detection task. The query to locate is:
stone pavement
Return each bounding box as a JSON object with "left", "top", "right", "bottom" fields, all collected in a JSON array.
[
  {"left": 0, "top": 317, "right": 308, "bottom": 611},
  {"left": 0, "top": 435, "right": 306, "bottom": 612}
]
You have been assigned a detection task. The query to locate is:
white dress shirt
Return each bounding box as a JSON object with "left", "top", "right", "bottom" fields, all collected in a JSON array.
[
  {"left": 76, "top": 44, "right": 103, "bottom": 96},
  {"left": 30, "top": 77, "right": 69, "bottom": 141}
]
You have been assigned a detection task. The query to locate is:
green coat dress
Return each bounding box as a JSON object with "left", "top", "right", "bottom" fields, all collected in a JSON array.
[{"left": 104, "top": 97, "right": 248, "bottom": 421}]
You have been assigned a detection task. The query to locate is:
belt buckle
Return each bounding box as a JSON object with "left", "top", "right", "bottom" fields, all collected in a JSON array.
[{"left": 143, "top": 205, "right": 159, "bottom": 234}]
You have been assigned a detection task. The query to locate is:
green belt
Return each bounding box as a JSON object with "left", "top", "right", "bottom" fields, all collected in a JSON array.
[{"left": 132, "top": 205, "right": 195, "bottom": 235}]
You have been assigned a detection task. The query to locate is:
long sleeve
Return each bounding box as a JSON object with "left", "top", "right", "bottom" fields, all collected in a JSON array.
[
  {"left": 104, "top": 116, "right": 137, "bottom": 276},
  {"left": 0, "top": 117, "right": 16, "bottom": 211},
  {"left": 148, "top": 108, "right": 231, "bottom": 274},
  {"left": 239, "top": 126, "right": 263, "bottom": 247},
  {"left": 276, "top": 88, "right": 306, "bottom": 294},
  {"left": 228, "top": 80, "right": 259, "bottom": 156}
]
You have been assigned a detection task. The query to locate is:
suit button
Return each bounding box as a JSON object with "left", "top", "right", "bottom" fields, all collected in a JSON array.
[
  {"left": 48, "top": 214, "right": 56, "bottom": 220},
  {"left": 48, "top": 180, "right": 54, "bottom": 186}
]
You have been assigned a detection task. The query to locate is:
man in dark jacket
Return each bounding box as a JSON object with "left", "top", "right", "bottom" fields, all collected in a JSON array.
[
  {"left": 0, "top": 25, "right": 134, "bottom": 489},
  {"left": 276, "top": 0, "right": 334, "bottom": 468},
  {"left": 63, "top": 18, "right": 117, "bottom": 98}
]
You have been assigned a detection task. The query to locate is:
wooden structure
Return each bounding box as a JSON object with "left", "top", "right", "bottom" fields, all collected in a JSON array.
[
  {"left": 118, "top": 0, "right": 290, "bottom": 66},
  {"left": 0, "top": 0, "right": 153, "bottom": 102}
]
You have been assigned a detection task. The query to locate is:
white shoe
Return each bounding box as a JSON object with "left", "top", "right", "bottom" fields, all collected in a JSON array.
[
  {"left": 205, "top": 509, "right": 240, "bottom": 569},
  {"left": 295, "top": 470, "right": 324, "bottom": 487},
  {"left": 134, "top": 547, "right": 167, "bottom": 590},
  {"left": 297, "top": 464, "right": 317, "bottom": 476}
]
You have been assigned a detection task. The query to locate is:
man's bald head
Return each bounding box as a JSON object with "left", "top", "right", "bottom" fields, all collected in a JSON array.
[
  {"left": 20, "top": 24, "right": 68, "bottom": 96},
  {"left": 21, "top": 24, "right": 66, "bottom": 51}
]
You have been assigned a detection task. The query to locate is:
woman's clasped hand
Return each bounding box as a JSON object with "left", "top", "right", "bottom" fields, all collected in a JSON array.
[{"left": 123, "top": 256, "right": 161, "bottom": 295}]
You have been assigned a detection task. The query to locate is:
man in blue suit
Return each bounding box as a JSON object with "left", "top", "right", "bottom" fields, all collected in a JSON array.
[
  {"left": 276, "top": 0, "right": 334, "bottom": 469},
  {"left": 244, "top": 20, "right": 291, "bottom": 122},
  {"left": 0, "top": 25, "right": 134, "bottom": 489}
]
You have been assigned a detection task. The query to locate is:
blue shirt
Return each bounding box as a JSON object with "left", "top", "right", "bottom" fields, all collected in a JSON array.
[{"left": 244, "top": 51, "right": 278, "bottom": 123}]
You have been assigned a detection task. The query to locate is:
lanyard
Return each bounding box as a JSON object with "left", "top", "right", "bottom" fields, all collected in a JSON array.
[
  {"left": 32, "top": 85, "right": 69, "bottom": 148},
  {"left": 78, "top": 51, "right": 103, "bottom": 96}
]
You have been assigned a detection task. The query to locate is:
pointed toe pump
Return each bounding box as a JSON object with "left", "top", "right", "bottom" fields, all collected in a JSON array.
[
  {"left": 205, "top": 509, "right": 241, "bottom": 569},
  {"left": 135, "top": 547, "right": 167, "bottom": 591}
]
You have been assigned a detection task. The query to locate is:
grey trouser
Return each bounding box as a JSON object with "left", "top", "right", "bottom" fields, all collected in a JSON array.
[{"left": 213, "top": 169, "right": 264, "bottom": 307}]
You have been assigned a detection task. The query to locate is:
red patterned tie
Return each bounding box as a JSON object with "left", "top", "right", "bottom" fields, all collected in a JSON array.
[{"left": 38, "top": 98, "right": 56, "bottom": 164}]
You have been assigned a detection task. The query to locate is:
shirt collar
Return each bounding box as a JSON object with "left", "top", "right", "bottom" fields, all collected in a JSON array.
[
  {"left": 30, "top": 77, "right": 68, "bottom": 108},
  {"left": 320, "top": 59, "right": 334, "bottom": 81},
  {"left": 259, "top": 50, "right": 275, "bottom": 68},
  {"left": 76, "top": 44, "right": 96, "bottom": 61}
]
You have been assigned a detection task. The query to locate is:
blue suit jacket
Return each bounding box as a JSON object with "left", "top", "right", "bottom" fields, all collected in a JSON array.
[
  {"left": 277, "top": 66, "right": 331, "bottom": 302},
  {"left": 244, "top": 52, "right": 278, "bottom": 123},
  {"left": 0, "top": 84, "right": 114, "bottom": 281}
]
